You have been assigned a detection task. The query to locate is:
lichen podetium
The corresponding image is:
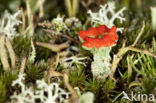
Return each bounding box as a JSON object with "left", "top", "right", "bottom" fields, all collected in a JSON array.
[{"left": 79, "top": 25, "right": 118, "bottom": 79}]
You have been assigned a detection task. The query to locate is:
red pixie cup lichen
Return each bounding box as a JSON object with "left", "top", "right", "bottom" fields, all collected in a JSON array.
[{"left": 79, "top": 25, "right": 118, "bottom": 48}]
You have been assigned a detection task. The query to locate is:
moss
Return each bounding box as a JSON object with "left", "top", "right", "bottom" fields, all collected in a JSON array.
[{"left": 0, "top": 0, "right": 156, "bottom": 102}]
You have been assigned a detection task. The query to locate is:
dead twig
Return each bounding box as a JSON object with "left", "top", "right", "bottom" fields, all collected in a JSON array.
[
  {"left": 25, "top": 0, "right": 34, "bottom": 36},
  {"left": 65, "top": 0, "right": 78, "bottom": 17},
  {"left": 46, "top": 57, "right": 78, "bottom": 103},
  {"left": 19, "top": 57, "right": 27, "bottom": 73},
  {"left": 38, "top": 22, "right": 53, "bottom": 28},
  {"left": 36, "top": 41, "right": 69, "bottom": 52},
  {"left": 110, "top": 21, "right": 156, "bottom": 79},
  {"left": 110, "top": 39, "right": 128, "bottom": 78},
  {"left": 81, "top": 0, "right": 93, "bottom": 10},
  {"left": 127, "top": 46, "right": 156, "bottom": 58},
  {"left": 127, "top": 55, "right": 132, "bottom": 82},
  {"left": 46, "top": 57, "right": 63, "bottom": 84},
  {"left": 132, "top": 21, "right": 145, "bottom": 46},
  {"left": 39, "top": 0, "right": 45, "bottom": 18},
  {"left": 63, "top": 73, "right": 79, "bottom": 103},
  {"left": 42, "top": 29, "right": 80, "bottom": 44},
  {"left": 21, "top": 8, "right": 26, "bottom": 33}
]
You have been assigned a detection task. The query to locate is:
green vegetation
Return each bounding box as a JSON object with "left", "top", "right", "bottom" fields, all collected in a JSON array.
[{"left": 0, "top": 0, "right": 156, "bottom": 103}]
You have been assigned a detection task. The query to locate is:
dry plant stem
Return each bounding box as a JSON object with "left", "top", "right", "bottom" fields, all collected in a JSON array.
[
  {"left": 59, "top": 50, "right": 70, "bottom": 57},
  {"left": 26, "top": 0, "right": 32, "bottom": 24},
  {"left": 136, "top": 0, "right": 142, "bottom": 7},
  {"left": 127, "top": 55, "right": 132, "bottom": 82},
  {"left": 127, "top": 46, "right": 156, "bottom": 58},
  {"left": 66, "top": 0, "right": 72, "bottom": 17},
  {"left": 65, "top": 0, "right": 78, "bottom": 17},
  {"left": 60, "top": 34, "right": 80, "bottom": 44},
  {"left": 21, "top": 8, "right": 26, "bottom": 34},
  {"left": 96, "top": 0, "right": 107, "bottom": 5},
  {"left": 38, "top": 22, "right": 53, "bottom": 28},
  {"left": 42, "top": 29, "right": 80, "bottom": 44},
  {"left": 0, "top": 35, "right": 10, "bottom": 71},
  {"left": 20, "top": 57, "right": 27, "bottom": 73},
  {"left": 36, "top": 41, "right": 69, "bottom": 52},
  {"left": 50, "top": 37, "right": 57, "bottom": 44},
  {"left": 73, "top": 0, "right": 78, "bottom": 17},
  {"left": 5, "top": 38, "right": 16, "bottom": 69},
  {"left": 63, "top": 73, "right": 78, "bottom": 103},
  {"left": 81, "top": 0, "right": 93, "bottom": 9},
  {"left": 26, "top": 0, "right": 34, "bottom": 36},
  {"left": 46, "top": 57, "right": 78, "bottom": 103},
  {"left": 132, "top": 21, "right": 145, "bottom": 46},
  {"left": 39, "top": 0, "right": 44, "bottom": 18},
  {"left": 46, "top": 57, "right": 63, "bottom": 84},
  {"left": 110, "top": 21, "right": 156, "bottom": 78},
  {"left": 83, "top": 17, "right": 90, "bottom": 29},
  {"left": 110, "top": 40, "right": 128, "bottom": 80},
  {"left": 111, "top": 45, "right": 156, "bottom": 76}
]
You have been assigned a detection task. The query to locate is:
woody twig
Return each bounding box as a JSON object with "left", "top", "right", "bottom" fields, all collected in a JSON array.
[
  {"left": 42, "top": 29, "right": 80, "bottom": 44},
  {"left": 36, "top": 41, "right": 69, "bottom": 52},
  {"left": 110, "top": 21, "right": 156, "bottom": 79},
  {"left": 19, "top": 57, "right": 27, "bottom": 74},
  {"left": 46, "top": 57, "right": 78, "bottom": 103}
]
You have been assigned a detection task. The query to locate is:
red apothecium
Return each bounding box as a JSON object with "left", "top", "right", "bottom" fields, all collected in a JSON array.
[{"left": 79, "top": 25, "right": 118, "bottom": 48}]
